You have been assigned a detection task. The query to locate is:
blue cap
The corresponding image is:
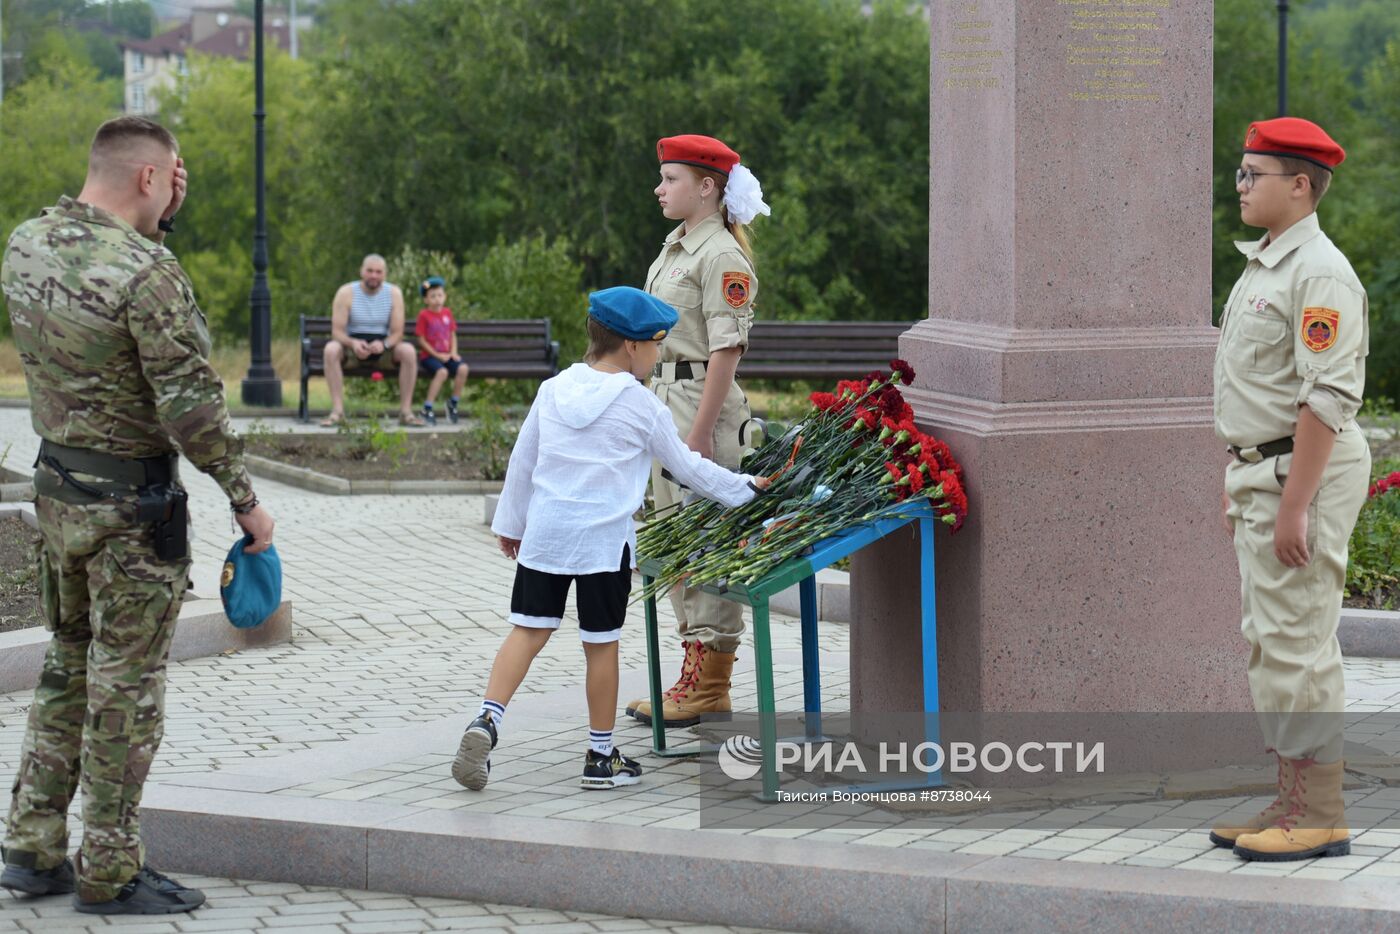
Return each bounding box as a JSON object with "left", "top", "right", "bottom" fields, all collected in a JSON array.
[
  {"left": 420, "top": 275, "right": 446, "bottom": 296},
  {"left": 587, "top": 287, "right": 678, "bottom": 341},
  {"left": 220, "top": 537, "right": 283, "bottom": 629}
]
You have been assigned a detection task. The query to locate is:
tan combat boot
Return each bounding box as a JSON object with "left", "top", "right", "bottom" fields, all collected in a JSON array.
[
  {"left": 630, "top": 642, "right": 736, "bottom": 728},
  {"left": 1233, "top": 758, "right": 1351, "bottom": 861},
  {"left": 625, "top": 640, "right": 698, "bottom": 721},
  {"left": 663, "top": 644, "right": 736, "bottom": 728},
  {"left": 1208, "top": 754, "right": 1295, "bottom": 848}
]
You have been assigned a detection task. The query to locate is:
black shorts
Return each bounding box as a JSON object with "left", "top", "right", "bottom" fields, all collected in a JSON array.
[
  {"left": 419, "top": 356, "right": 466, "bottom": 378},
  {"left": 509, "top": 545, "right": 632, "bottom": 642}
]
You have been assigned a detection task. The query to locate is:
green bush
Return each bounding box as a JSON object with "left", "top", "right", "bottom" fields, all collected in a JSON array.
[{"left": 1347, "top": 457, "right": 1400, "bottom": 609}]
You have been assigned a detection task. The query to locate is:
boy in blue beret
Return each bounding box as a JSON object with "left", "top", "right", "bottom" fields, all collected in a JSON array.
[{"left": 452, "top": 286, "right": 769, "bottom": 791}]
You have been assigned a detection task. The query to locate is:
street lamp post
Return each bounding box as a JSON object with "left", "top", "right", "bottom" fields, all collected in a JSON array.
[
  {"left": 1277, "top": 0, "right": 1289, "bottom": 117},
  {"left": 241, "top": 0, "right": 282, "bottom": 407}
]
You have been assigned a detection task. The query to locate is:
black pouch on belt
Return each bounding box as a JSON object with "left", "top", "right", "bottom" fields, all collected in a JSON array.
[{"left": 137, "top": 484, "right": 190, "bottom": 561}]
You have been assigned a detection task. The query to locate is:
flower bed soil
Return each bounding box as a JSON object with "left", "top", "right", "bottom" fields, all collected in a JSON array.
[
  {"left": 244, "top": 432, "right": 503, "bottom": 482},
  {"left": 0, "top": 516, "right": 40, "bottom": 633}
]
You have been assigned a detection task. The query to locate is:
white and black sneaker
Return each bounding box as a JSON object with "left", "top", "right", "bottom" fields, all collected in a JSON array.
[
  {"left": 452, "top": 714, "right": 497, "bottom": 790},
  {"left": 581, "top": 747, "right": 643, "bottom": 790}
]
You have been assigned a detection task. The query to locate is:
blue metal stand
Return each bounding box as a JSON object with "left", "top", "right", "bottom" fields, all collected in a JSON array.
[{"left": 639, "top": 499, "right": 943, "bottom": 800}]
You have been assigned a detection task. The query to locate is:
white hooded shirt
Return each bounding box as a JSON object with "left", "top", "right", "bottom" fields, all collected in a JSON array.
[{"left": 491, "top": 363, "right": 757, "bottom": 575}]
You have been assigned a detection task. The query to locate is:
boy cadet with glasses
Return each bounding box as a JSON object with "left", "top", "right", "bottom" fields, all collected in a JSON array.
[{"left": 1209, "top": 117, "right": 1370, "bottom": 861}]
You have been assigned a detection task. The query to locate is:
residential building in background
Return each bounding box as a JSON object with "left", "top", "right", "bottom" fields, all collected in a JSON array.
[{"left": 120, "top": 6, "right": 301, "bottom": 114}]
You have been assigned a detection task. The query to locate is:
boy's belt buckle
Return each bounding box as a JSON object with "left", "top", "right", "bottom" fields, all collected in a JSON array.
[{"left": 1230, "top": 445, "right": 1263, "bottom": 464}]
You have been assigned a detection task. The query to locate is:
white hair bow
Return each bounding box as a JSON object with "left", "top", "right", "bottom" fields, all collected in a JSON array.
[{"left": 724, "top": 164, "right": 771, "bottom": 225}]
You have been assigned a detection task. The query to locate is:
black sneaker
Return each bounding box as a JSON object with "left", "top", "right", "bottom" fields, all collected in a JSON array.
[
  {"left": 447, "top": 401, "right": 460, "bottom": 425},
  {"left": 452, "top": 714, "right": 498, "bottom": 790},
  {"left": 581, "top": 747, "right": 643, "bottom": 790},
  {"left": 0, "top": 857, "right": 75, "bottom": 896},
  {"left": 422, "top": 406, "right": 437, "bottom": 427},
  {"left": 73, "top": 865, "right": 205, "bottom": 915}
]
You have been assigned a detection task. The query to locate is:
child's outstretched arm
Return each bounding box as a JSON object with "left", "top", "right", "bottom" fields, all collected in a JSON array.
[
  {"left": 646, "top": 406, "right": 761, "bottom": 508},
  {"left": 490, "top": 399, "right": 542, "bottom": 542}
]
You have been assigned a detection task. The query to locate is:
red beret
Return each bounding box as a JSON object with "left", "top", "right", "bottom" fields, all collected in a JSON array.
[
  {"left": 1243, "top": 117, "right": 1345, "bottom": 170},
  {"left": 656, "top": 135, "right": 740, "bottom": 176}
]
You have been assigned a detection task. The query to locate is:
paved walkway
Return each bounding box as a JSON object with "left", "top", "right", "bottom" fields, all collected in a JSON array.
[
  {"left": 1, "top": 407, "right": 1400, "bottom": 930},
  {"left": 0, "top": 410, "right": 792, "bottom": 933}
]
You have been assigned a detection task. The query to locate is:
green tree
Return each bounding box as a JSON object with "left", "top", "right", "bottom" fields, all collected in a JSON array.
[
  {"left": 156, "top": 50, "right": 321, "bottom": 338},
  {"left": 302, "top": 0, "right": 929, "bottom": 324},
  {"left": 0, "top": 57, "right": 120, "bottom": 336}
]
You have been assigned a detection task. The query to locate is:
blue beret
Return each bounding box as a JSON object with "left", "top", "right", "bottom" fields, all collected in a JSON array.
[
  {"left": 420, "top": 275, "right": 446, "bottom": 296},
  {"left": 220, "top": 536, "right": 283, "bottom": 629},
  {"left": 587, "top": 287, "right": 678, "bottom": 341}
]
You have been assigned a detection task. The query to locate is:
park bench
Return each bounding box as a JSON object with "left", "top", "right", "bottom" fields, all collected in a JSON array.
[
  {"left": 298, "top": 315, "right": 560, "bottom": 421},
  {"left": 737, "top": 320, "right": 913, "bottom": 381}
]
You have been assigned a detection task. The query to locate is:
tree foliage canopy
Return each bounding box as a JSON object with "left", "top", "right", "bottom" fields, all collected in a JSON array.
[{"left": 1, "top": 0, "right": 1398, "bottom": 393}]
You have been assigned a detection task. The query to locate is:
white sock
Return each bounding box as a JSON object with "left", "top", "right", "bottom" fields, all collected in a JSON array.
[
  {"left": 589, "top": 729, "right": 613, "bottom": 756},
  {"left": 479, "top": 699, "right": 505, "bottom": 728}
]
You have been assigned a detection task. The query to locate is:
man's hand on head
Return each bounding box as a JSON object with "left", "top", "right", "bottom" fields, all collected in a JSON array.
[{"left": 163, "top": 157, "right": 187, "bottom": 220}]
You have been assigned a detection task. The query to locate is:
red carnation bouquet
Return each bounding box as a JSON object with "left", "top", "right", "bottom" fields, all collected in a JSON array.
[{"left": 637, "top": 360, "right": 968, "bottom": 596}]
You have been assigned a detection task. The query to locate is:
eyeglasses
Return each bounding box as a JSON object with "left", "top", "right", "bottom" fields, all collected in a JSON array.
[{"left": 1235, "top": 167, "right": 1298, "bottom": 191}]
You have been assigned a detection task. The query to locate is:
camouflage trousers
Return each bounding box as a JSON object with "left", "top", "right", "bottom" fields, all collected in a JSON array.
[{"left": 4, "top": 494, "right": 189, "bottom": 902}]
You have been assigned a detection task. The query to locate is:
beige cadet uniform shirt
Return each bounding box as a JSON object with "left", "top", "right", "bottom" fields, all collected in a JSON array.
[
  {"left": 645, "top": 212, "right": 755, "bottom": 367},
  {"left": 1214, "top": 212, "right": 1367, "bottom": 447}
]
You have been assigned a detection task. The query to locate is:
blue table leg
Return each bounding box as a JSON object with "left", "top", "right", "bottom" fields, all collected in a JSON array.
[
  {"left": 799, "top": 573, "right": 821, "bottom": 741},
  {"left": 919, "top": 515, "right": 942, "bottom": 787}
]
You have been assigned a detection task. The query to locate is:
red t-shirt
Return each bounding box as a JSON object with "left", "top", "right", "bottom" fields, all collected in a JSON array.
[{"left": 415, "top": 307, "right": 456, "bottom": 359}]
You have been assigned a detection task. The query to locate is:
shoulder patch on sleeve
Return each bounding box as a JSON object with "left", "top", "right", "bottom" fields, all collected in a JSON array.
[
  {"left": 722, "top": 271, "right": 750, "bottom": 308},
  {"left": 1301, "top": 307, "right": 1340, "bottom": 352}
]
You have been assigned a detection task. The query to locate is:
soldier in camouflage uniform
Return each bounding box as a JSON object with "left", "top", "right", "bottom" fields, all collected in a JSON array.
[{"left": 0, "top": 116, "right": 275, "bottom": 915}]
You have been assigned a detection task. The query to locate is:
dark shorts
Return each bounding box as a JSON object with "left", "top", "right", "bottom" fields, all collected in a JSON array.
[
  {"left": 509, "top": 545, "right": 632, "bottom": 643},
  {"left": 419, "top": 356, "right": 467, "bottom": 378},
  {"left": 344, "top": 332, "right": 392, "bottom": 370}
]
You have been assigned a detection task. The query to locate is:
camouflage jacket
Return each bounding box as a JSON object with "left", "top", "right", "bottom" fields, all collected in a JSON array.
[{"left": 1, "top": 196, "right": 253, "bottom": 504}]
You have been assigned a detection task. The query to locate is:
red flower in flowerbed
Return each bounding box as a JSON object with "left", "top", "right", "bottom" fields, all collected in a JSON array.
[{"left": 1370, "top": 471, "right": 1400, "bottom": 498}]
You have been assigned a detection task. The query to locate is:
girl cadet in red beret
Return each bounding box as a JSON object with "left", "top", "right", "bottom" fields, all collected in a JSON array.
[{"left": 626, "top": 134, "right": 771, "bottom": 729}]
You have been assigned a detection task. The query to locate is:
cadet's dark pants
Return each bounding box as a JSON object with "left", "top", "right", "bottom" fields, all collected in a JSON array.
[{"left": 4, "top": 494, "right": 188, "bottom": 902}]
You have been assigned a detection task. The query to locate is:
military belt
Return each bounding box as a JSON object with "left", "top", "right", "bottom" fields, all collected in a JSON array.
[
  {"left": 653, "top": 360, "right": 708, "bottom": 381},
  {"left": 1228, "top": 436, "right": 1294, "bottom": 464},
  {"left": 35, "top": 442, "right": 176, "bottom": 492}
]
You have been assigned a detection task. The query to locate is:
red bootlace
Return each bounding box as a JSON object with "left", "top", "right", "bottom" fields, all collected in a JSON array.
[
  {"left": 1273, "top": 757, "right": 1315, "bottom": 832},
  {"left": 668, "top": 643, "right": 705, "bottom": 701},
  {"left": 664, "top": 642, "right": 703, "bottom": 700}
]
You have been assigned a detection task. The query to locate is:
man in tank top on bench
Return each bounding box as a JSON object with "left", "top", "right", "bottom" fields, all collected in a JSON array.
[{"left": 321, "top": 253, "right": 425, "bottom": 427}]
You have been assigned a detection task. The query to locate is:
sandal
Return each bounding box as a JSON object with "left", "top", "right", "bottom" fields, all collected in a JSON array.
[
  {"left": 398, "top": 413, "right": 426, "bottom": 427},
  {"left": 319, "top": 413, "right": 345, "bottom": 427}
]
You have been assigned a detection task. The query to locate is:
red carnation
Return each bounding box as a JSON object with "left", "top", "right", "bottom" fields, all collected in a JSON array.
[
  {"left": 835, "top": 379, "right": 870, "bottom": 399},
  {"left": 925, "top": 437, "right": 963, "bottom": 480},
  {"left": 878, "top": 387, "right": 913, "bottom": 422},
  {"left": 849, "top": 406, "right": 878, "bottom": 431},
  {"left": 809, "top": 391, "right": 840, "bottom": 412},
  {"left": 906, "top": 465, "right": 924, "bottom": 493},
  {"left": 889, "top": 358, "right": 917, "bottom": 384},
  {"left": 936, "top": 470, "right": 968, "bottom": 532}
]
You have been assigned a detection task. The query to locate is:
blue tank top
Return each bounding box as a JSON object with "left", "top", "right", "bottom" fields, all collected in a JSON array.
[{"left": 346, "top": 281, "right": 394, "bottom": 337}]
